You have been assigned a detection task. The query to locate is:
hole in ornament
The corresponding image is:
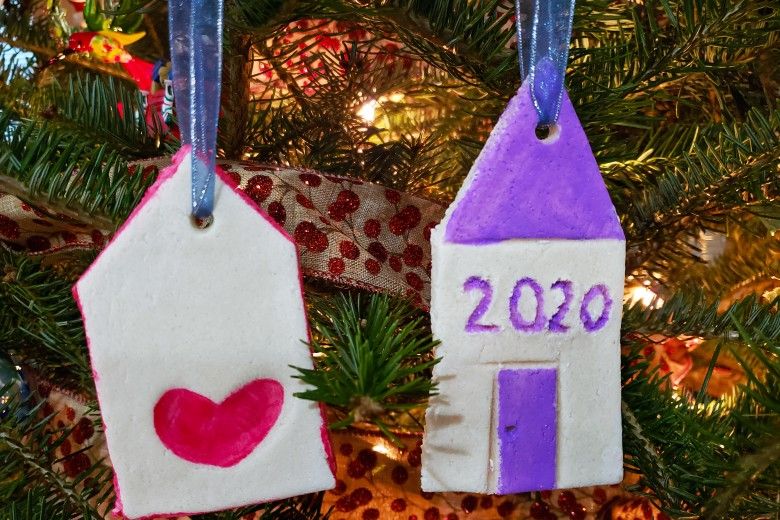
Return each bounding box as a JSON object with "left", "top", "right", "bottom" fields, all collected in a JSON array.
[
  {"left": 535, "top": 123, "right": 560, "bottom": 142},
  {"left": 191, "top": 214, "right": 214, "bottom": 229}
]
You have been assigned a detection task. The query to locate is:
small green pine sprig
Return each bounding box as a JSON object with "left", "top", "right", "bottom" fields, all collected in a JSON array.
[{"left": 293, "top": 293, "right": 439, "bottom": 439}]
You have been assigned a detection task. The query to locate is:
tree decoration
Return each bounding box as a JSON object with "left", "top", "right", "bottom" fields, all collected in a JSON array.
[
  {"left": 72, "top": 150, "right": 336, "bottom": 518},
  {"left": 0, "top": 157, "right": 442, "bottom": 305},
  {"left": 423, "top": 0, "right": 625, "bottom": 494},
  {"left": 81, "top": 0, "right": 144, "bottom": 33},
  {"left": 0, "top": 351, "right": 31, "bottom": 419},
  {"left": 66, "top": 30, "right": 155, "bottom": 91},
  {"left": 423, "top": 84, "right": 625, "bottom": 494},
  {"left": 70, "top": 1, "right": 335, "bottom": 516}
]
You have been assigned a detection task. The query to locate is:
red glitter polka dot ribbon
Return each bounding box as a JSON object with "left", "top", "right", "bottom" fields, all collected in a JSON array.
[
  {"left": 30, "top": 376, "right": 658, "bottom": 520},
  {"left": 0, "top": 158, "right": 445, "bottom": 308}
]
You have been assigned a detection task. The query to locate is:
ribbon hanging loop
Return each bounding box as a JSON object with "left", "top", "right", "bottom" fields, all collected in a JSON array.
[
  {"left": 168, "top": 0, "right": 224, "bottom": 221},
  {"left": 515, "top": 0, "right": 576, "bottom": 126}
]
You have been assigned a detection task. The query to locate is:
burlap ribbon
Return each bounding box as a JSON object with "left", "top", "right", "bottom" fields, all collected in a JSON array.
[{"left": 0, "top": 158, "right": 445, "bottom": 307}]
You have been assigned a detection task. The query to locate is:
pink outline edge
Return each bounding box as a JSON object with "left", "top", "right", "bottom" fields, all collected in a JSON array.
[{"left": 71, "top": 146, "right": 336, "bottom": 519}]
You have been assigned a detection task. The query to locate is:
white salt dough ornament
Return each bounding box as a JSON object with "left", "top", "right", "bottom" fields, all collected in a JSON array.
[
  {"left": 422, "top": 82, "right": 625, "bottom": 493},
  {"left": 73, "top": 149, "right": 335, "bottom": 518}
]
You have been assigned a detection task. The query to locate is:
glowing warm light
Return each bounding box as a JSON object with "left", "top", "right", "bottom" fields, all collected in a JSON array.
[
  {"left": 357, "top": 99, "right": 377, "bottom": 123},
  {"left": 371, "top": 438, "right": 399, "bottom": 459},
  {"left": 625, "top": 285, "right": 664, "bottom": 308},
  {"left": 372, "top": 443, "right": 390, "bottom": 456}
]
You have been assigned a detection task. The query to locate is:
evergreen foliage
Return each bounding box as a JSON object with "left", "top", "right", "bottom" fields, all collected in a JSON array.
[
  {"left": 0, "top": 0, "right": 777, "bottom": 518},
  {"left": 293, "top": 293, "right": 438, "bottom": 438},
  {"left": 0, "top": 389, "right": 111, "bottom": 519},
  {"left": 621, "top": 296, "right": 779, "bottom": 518}
]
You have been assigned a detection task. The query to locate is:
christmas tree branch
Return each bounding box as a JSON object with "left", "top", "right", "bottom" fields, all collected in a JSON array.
[
  {"left": 41, "top": 73, "right": 161, "bottom": 156},
  {"left": 293, "top": 293, "right": 438, "bottom": 438},
  {"left": 0, "top": 36, "right": 133, "bottom": 83},
  {"left": 0, "top": 388, "right": 111, "bottom": 519},
  {"left": 1, "top": 490, "right": 84, "bottom": 520},
  {"left": 0, "top": 111, "right": 155, "bottom": 227},
  {"left": 623, "top": 110, "right": 780, "bottom": 273},
  {"left": 621, "top": 294, "right": 779, "bottom": 517},
  {"left": 0, "top": 251, "right": 92, "bottom": 388},
  {"left": 624, "top": 293, "right": 780, "bottom": 341},
  {"left": 219, "top": 28, "right": 254, "bottom": 160}
]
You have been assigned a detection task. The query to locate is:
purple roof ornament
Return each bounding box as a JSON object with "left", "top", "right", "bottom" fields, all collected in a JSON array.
[{"left": 445, "top": 82, "right": 624, "bottom": 243}]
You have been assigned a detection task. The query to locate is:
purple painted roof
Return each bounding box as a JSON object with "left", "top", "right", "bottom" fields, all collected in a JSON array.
[{"left": 445, "top": 83, "right": 624, "bottom": 243}]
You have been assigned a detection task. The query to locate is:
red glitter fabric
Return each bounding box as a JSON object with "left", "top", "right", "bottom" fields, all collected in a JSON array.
[
  {"left": 28, "top": 378, "right": 660, "bottom": 520},
  {"left": 0, "top": 158, "right": 445, "bottom": 308}
]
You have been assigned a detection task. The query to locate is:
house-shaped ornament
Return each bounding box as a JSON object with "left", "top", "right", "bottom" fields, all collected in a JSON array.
[
  {"left": 422, "top": 83, "right": 625, "bottom": 494},
  {"left": 74, "top": 149, "right": 335, "bottom": 518}
]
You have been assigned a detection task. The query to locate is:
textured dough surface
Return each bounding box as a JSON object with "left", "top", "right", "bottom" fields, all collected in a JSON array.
[
  {"left": 74, "top": 150, "right": 334, "bottom": 518},
  {"left": 423, "top": 238, "right": 624, "bottom": 493},
  {"left": 422, "top": 81, "right": 625, "bottom": 493}
]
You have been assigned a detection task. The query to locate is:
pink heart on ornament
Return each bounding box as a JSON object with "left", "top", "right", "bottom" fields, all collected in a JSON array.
[{"left": 154, "top": 379, "right": 284, "bottom": 467}]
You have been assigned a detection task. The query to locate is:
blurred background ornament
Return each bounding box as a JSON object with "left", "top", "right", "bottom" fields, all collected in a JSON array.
[
  {"left": 641, "top": 336, "right": 747, "bottom": 400},
  {"left": 691, "top": 230, "right": 728, "bottom": 264},
  {"left": 54, "top": 0, "right": 87, "bottom": 28},
  {"left": 718, "top": 276, "right": 780, "bottom": 314},
  {"left": 82, "top": 0, "right": 144, "bottom": 33},
  {"left": 66, "top": 30, "right": 155, "bottom": 91},
  {"left": 0, "top": 351, "right": 32, "bottom": 419},
  {"left": 49, "top": 0, "right": 145, "bottom": 39}
]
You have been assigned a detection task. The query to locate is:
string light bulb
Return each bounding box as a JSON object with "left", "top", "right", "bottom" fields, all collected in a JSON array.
[
  {"left": 357, "top": 99, "right": 377, "bottom": 123},
  {"left": 625, "top": 283, "right": 664, "bottom": 308}
]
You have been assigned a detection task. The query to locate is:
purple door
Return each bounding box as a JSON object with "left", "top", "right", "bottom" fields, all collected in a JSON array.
[{"left": 496, "top": 368, "right": 557, "bottom": 493}]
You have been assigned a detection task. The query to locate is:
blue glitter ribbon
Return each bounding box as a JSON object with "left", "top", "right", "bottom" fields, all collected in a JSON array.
[
  {"left": 515, "top": 0, "right": 576, "bottom": 126},
  {"left": 168, "top": 0, "right": 223, "bottom": 220}
]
